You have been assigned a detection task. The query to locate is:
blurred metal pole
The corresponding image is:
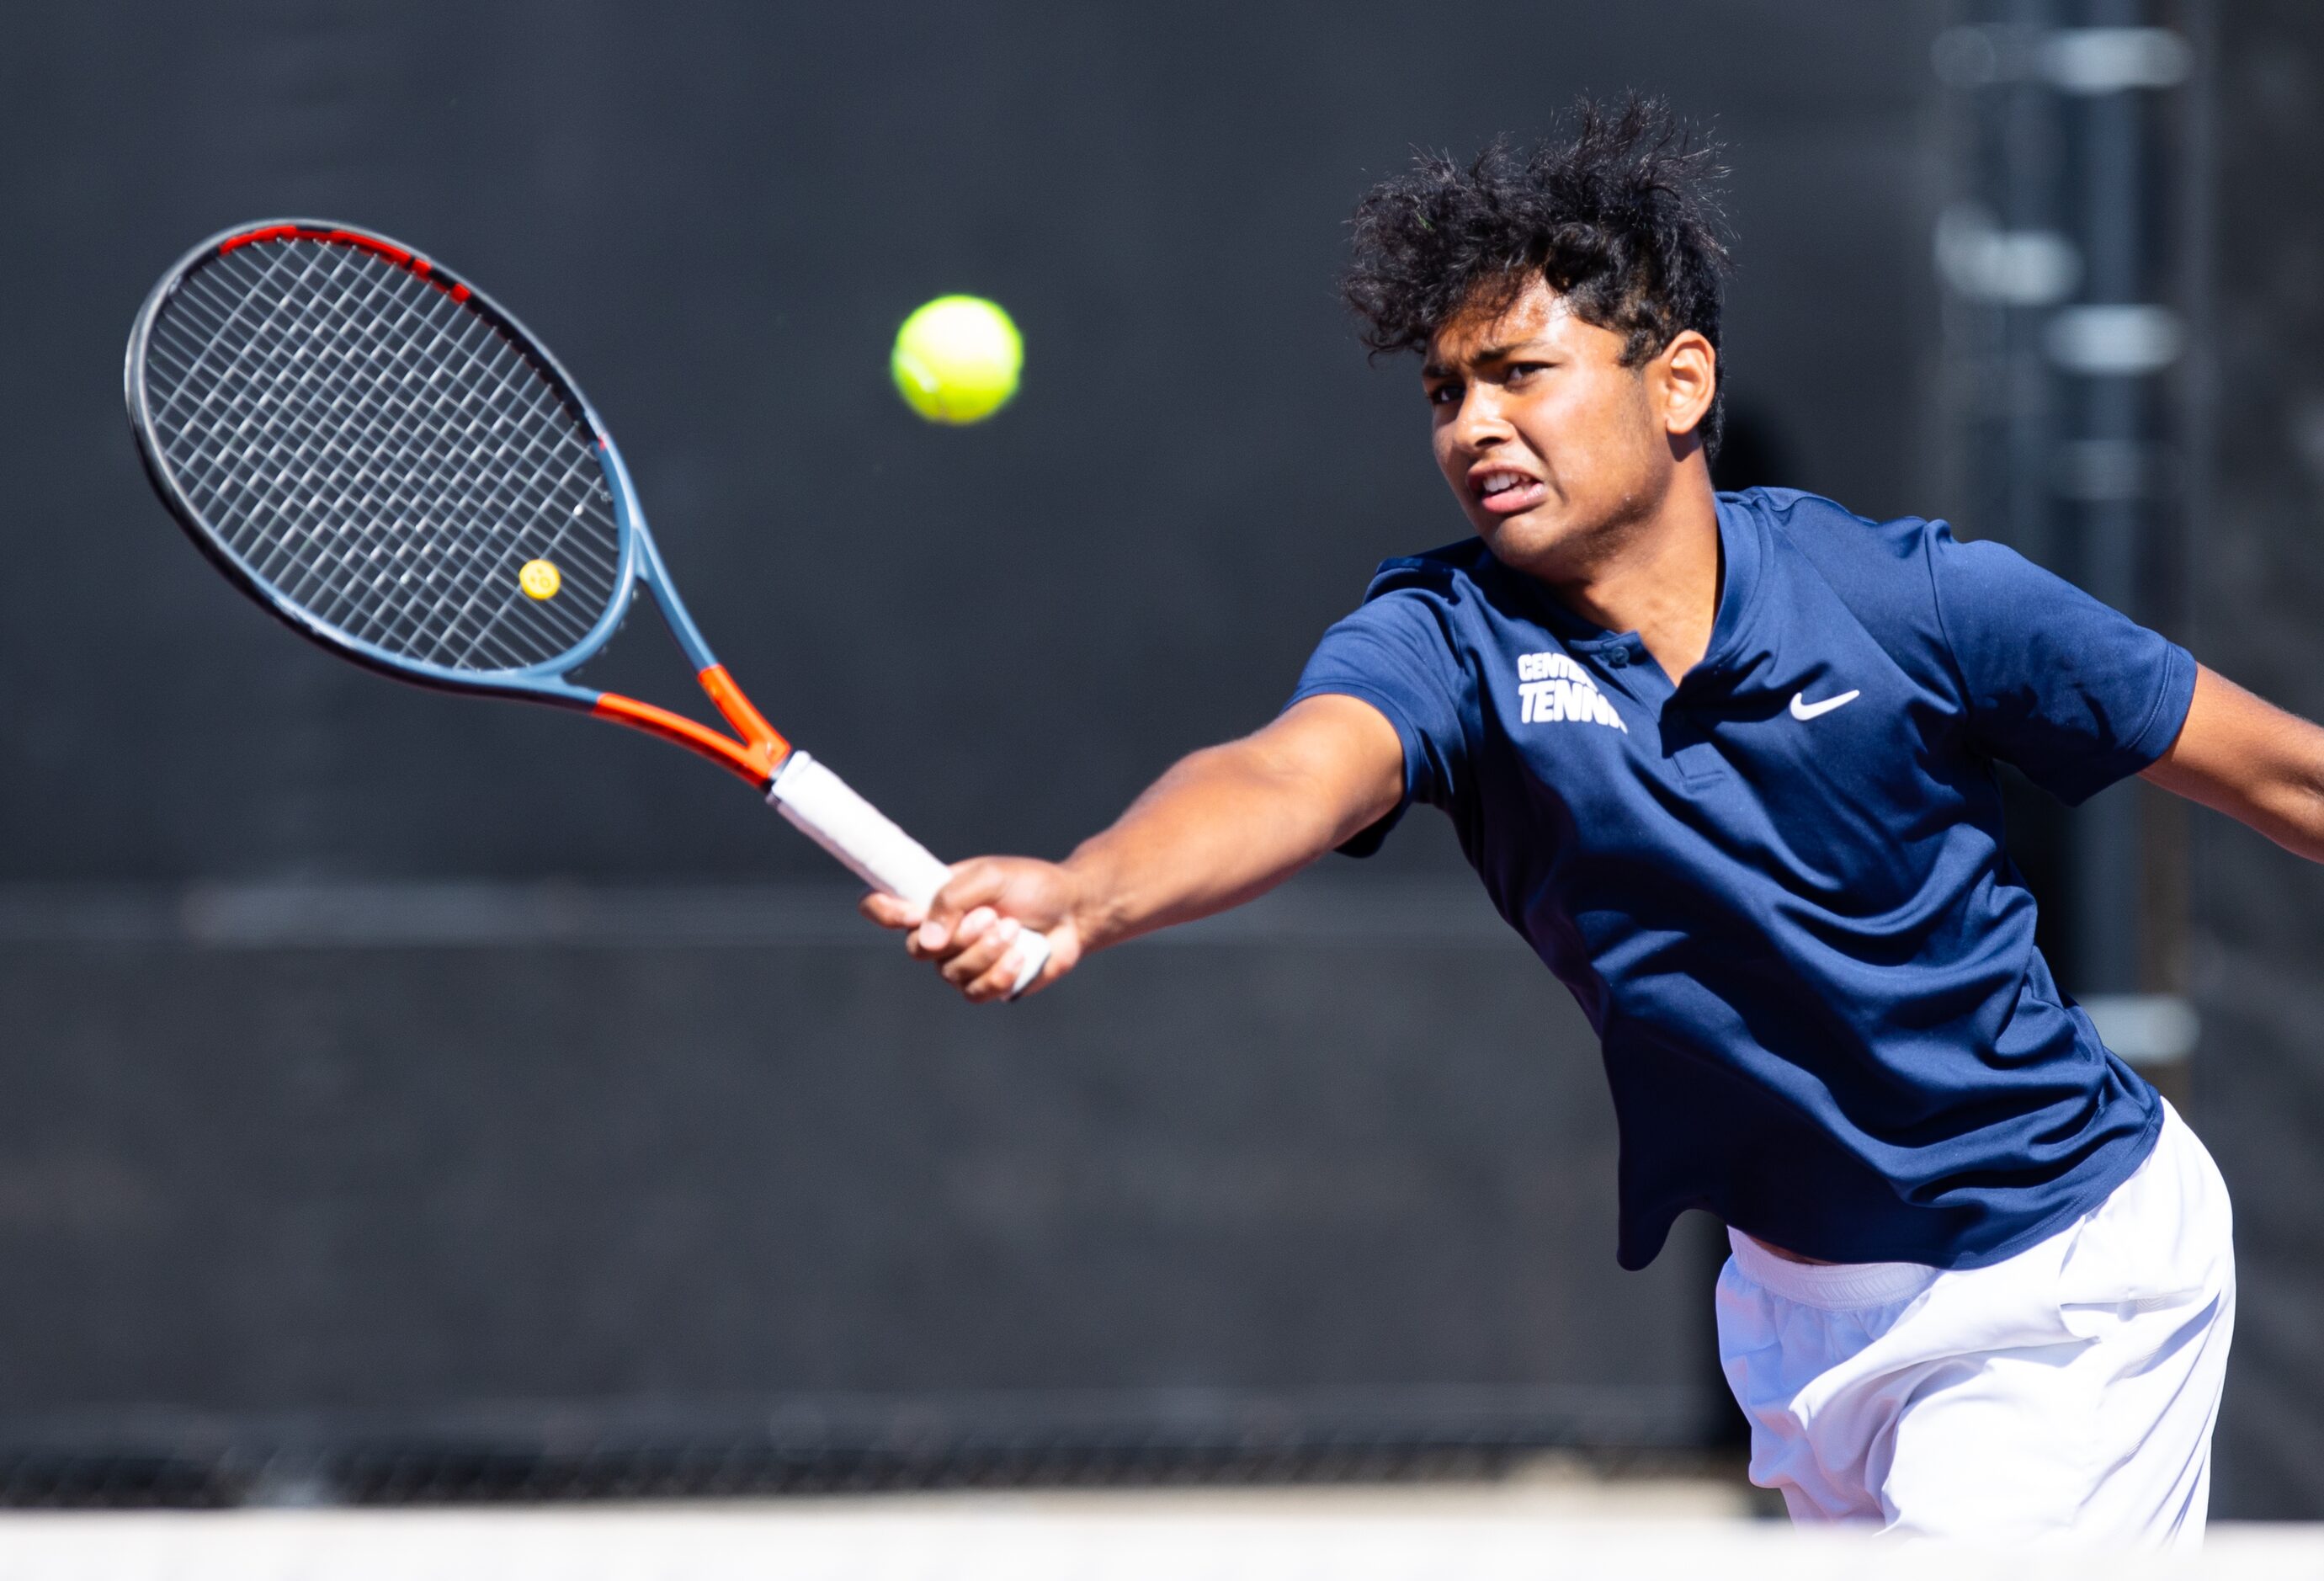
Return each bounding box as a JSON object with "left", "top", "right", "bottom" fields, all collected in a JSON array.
[
  {"left": 2068, "top": 0, "right": 2148, "bottom": 997},
  {"left": 2003, "top": 0, "right": 2062, "bottom": 574},
  {"left": 1933, "top": 1, "right": 2199, "bottom": 1068}
]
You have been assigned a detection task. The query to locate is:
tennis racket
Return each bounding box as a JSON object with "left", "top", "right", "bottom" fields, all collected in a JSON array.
[{"left": 124, "top": 219, "right": 1049, "bottom": 997}]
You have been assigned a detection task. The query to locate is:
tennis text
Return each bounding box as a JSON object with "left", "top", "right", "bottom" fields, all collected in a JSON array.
[{"left": 1516, "top": 652, "right": 1629, "bottom": 732}]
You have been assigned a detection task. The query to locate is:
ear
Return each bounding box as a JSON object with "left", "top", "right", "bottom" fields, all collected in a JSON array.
[{"left": 1652, "top": 330, "right": 1717, "bottom": 445}]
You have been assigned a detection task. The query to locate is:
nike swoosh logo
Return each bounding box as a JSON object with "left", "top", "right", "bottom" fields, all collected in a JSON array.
[{"left": 1790, "top": 689, "right": 1861, "bottom": 721}]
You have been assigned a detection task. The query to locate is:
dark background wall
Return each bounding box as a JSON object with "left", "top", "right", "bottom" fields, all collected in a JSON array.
[
  {"left": 2198, "top": 0, "right": 2324, "bottom": 1522},
  {"left": 3, "top": 1, "right": 1939, "bottom": 883},
  {"left": 49, "top": 0, "right": 2324, "bottom": 1509}
]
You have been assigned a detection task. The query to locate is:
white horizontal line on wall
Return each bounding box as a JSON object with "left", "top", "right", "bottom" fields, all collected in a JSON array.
[{"left": 0, "top": 879, "right": 1517, "bottom": 950}]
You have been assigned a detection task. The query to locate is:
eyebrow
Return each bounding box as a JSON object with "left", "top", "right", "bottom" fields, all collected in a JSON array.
[{"left": 1421, "top": 337, "right": 1554, "bottom": 381}]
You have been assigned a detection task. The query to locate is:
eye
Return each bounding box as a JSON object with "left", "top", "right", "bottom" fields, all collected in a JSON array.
[
  {"left": 1504, "top": 361, "right": 1549, "bottom": 385},
  {"left": 1426, "top": 381, "right": 1462, "bottom": 407}
]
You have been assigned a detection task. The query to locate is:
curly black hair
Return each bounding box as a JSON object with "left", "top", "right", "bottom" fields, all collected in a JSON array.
[{"left": 1342, "top": 97, "right": 1731, "bottom": 455}]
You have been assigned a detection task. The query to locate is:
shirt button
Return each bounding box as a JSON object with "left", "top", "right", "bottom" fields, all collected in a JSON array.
[{"left": 1603, "top": 647, "right": 1630, "bottom": 669}]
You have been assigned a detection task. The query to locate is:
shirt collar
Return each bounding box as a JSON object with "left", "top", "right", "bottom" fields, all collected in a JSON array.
[
  {"left": 1692, "top": 492, "right": 1768, "bottom": 688},
  {"left": 1492, "top": 492, "right": 1767, "bottom": 686}
]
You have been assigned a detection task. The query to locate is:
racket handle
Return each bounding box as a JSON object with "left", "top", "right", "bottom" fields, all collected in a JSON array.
[{"left": 768, "top": 752, "right": 1052, "bottom": 999}]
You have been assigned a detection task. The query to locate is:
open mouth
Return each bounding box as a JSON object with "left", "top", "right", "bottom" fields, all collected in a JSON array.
[{"left": 1471, "top": 469, "right": 1547, "bottom": 515}]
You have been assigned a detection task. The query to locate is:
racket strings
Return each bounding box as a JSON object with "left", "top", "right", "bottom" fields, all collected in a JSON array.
[
  {"left": 157, "top": 242, "right": 619, "bottom": 670},
  {"left": 151, "top": 264, "right": 612, "bottom": 677},
  {"left": 157, "top": 242, "right": 619, "bottom": 668},
  {"left": 141, "top": 237, "right": 624, "bottom": 673},
  {"left": 158, "top": 257, "right": 582, "bottom": 665},
  {"left": 152, "top": 250, "right": 543, "bottom": 655}
]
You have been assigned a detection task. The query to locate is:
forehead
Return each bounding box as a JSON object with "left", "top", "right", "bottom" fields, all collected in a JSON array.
[{"left": 1425, "top": 278, "right": 1610, "bottom": 371}]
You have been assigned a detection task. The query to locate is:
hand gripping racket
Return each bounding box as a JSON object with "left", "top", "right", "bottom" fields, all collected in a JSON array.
[{"left": 125, "top": 220, "right": 1050, "bottom": 997}]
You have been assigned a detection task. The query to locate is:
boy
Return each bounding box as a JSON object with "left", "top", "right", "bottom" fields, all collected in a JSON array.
[{"left": 864, "top": 102, "right": 2315, "bottom": 1541}]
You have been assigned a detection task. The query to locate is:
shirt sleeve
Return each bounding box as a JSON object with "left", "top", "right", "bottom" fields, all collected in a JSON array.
[
  {"left": 1284, "top": 588, "right": 1473, "bottom": 855},
  {"left": 1927, "top": 526, "right": 2197, "bottom": 806}
]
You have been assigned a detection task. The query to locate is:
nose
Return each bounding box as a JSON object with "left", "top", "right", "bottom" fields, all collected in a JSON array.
[{"left": 1449, "top": 381, "right": 1511, "bottom": 451}]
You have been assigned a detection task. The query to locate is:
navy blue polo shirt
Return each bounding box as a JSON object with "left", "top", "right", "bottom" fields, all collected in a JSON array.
[{"left": 1290, "top": 487, "right": 2196, "bottom": 1271}]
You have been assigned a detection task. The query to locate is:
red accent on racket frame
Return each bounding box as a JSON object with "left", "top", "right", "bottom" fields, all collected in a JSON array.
[
  {"left": 592, "top": 694, "right": 778, "bottom": 785},
  {"left": 698, "top": 666, "right": 789, "bottom": 762},
  {"left": 215, "top": 225, "right": 467, "bottom": 298},
  {"left": 590, "top": 669, "right": 790, "bottom": 787},
  {"left": 219, "top": 223, "right": 415, "bottom": 268}
]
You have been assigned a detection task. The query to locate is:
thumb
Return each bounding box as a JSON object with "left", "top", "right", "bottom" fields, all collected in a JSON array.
[{"left": 919, "top": 860, "right": 1010, "bottom": 950}]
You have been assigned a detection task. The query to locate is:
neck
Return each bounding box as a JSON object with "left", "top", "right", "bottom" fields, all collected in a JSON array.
[{"left": 1540, "top": 464, "right": 1722, "bottom": 684}]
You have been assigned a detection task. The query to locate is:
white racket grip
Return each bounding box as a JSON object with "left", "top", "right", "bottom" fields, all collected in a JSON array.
[{"left": 768, "top": 752, "right": 1051, "bottom": 999}]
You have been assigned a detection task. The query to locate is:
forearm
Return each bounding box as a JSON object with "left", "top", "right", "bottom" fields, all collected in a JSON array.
[
  {"left": 2162, "top": 753, "right": 2324, "bottom": 865},
  {"left": 876, "top": 695, "right": 1405, "bottom": 1001},
  {"left": 1063, "top": 737, "right": 1383, "bottom": 950},
  {"left": 2241, "top": 784, "right": 2324, "bottom": 865}
]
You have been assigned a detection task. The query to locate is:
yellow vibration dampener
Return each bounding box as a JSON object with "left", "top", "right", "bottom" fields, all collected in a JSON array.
[{"left": 519, "top": 559, "right": 562, "bottom": 599}]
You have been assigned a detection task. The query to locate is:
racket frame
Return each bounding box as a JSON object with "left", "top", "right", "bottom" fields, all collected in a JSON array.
[{"left": 125, "top": 219, "right": 789, "bottom": 787}]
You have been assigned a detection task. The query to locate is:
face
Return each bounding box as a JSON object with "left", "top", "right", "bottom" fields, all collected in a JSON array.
[{"left": 1422, "top": 277, "right": 1713, "bottom": 578}]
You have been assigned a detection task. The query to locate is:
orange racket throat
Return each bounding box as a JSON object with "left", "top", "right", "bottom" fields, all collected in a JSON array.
[{"left": 592, "top": 665, "right": 791, "bottom": 786}]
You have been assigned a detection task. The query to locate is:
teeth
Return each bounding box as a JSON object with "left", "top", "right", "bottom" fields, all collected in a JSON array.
[{"left": 1481, "top": 472, "right": 1524, "bottom": 493}]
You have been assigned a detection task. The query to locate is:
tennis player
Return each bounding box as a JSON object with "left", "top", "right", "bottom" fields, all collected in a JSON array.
[{"left": 863, "top": 102, "right": 2298, "bottom": 1542}]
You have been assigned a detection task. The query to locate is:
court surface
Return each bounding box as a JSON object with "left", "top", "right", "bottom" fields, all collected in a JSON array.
[{"left": 0, "top": 1476, "right": 2316, "bottom": 1579}]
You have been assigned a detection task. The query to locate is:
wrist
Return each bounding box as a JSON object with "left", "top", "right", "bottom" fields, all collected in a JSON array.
[{"left": 1058, "top": 844, "right": 1128, "bottom": 952}]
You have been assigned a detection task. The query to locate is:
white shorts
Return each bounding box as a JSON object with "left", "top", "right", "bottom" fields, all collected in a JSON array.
[{"left": 1715, "top": 1099, "right": 2235, "bottom": 1545}]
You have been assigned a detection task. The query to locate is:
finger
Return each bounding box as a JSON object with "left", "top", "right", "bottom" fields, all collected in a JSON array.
[
  {"left": 942, "top": 920, "right": 1018, "bottom": 992},
  {"left": 965, "top": 934, "right": 1043, "bottom": 1003},
  {"left": 859, "top": 892, "right": 923, "bottom": 930},
  {"left": 923, "top": 897, "right": 999, "bottom": 956},
  {"left": 912, "top": 905, "right": 994, "bottom": 962},
  {"left": 920, "top": 863, "right": 1011, "bottom": 950},
  {"left": 941, "top": 917, "right": 1021, "bottom": 990},
  {"left": 939, "top": 914, "right": 1013, "bottom": 985}
]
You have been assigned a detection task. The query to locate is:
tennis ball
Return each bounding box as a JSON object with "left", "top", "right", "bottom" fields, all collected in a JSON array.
[
  {"left": 519, "top": 559, "right": 561, "bottom": 599},
  {"left": 891, "top": 295, "right": 1022, "bottom": 424}
]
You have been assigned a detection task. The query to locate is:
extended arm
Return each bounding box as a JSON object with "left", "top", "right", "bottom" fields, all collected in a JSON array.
[
  {"left": 2141, "top": 664, "right": 2324, "bottom": 862},
  {"left": 859, "top": 694, "right": 1407, "bottom": 1001}
]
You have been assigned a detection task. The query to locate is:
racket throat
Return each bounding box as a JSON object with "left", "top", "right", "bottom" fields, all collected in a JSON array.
[
  {"left": 590, "top": 666, "right": 790, "bottom": 786},
  {"left": 698, "top": 665, "right": 788, "bottom": 764}
]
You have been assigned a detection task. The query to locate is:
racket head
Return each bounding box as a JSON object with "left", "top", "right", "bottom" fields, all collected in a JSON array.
[{"left": 125, "top": 220, "right": 646, "bottom": 701}]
